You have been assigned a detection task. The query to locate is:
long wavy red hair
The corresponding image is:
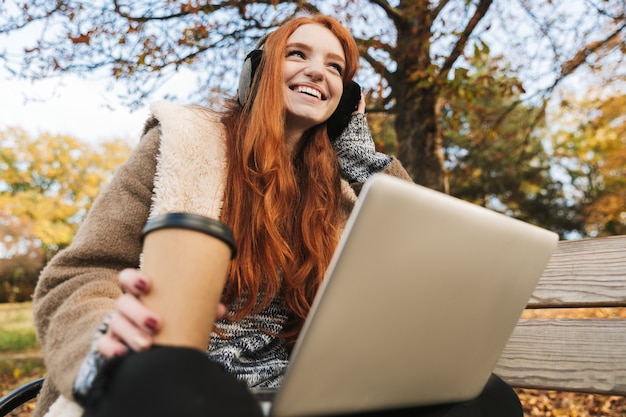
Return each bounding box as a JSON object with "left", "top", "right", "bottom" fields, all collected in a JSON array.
[{"left": 220, "top": 15, "right": 359, "bottom": 344}]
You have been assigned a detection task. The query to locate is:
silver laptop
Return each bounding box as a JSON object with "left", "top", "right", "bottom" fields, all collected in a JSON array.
[{"left": 263, "top": 173, "right": 558, "bottom": 417}]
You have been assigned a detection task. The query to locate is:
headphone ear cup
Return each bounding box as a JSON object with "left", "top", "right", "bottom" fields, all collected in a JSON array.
[
  {"left": 238, "top": 49, "right": 263, "bottom": 107},
  {"left": 327, "top": 81, "right": 361, "bottom": 141}
]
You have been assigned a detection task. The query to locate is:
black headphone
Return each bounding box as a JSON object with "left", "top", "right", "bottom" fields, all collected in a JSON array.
[
  {"left": 237, "top": 35, "right": 267, "bottom": 108},
  {"left": 236, "top": 36, "right": 361, "bottom": 141}
]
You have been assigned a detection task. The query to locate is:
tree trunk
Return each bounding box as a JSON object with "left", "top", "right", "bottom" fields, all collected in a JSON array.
[
  {"left": 393, "top": 2, "right": 449, "bottom": 193},
  {"left": 395, "top": 89, "right": 448, "bottom": 193}
]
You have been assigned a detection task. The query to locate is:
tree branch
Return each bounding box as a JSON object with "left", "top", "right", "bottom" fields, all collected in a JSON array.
[
  {"left": 492, "top": 20, "right": 625, "bottom": 143},
  {"left": 356, "top": 37, "right": 396, "bottom": 85},
  {"left": 0, "top": 1, "right": 63, "bottom": 33},
  {"left": 111, "top": 0, "right": 215, "bottom": 21},
  {"left": 439, "top": 0, "right": 493, "bottom": 77},
  {"left": 368, "top": 0, "right": 403, "bottom": 27},
  {"left": 430, "top": 0, "right": 452, "bottom": 22},
  {"left": 359, "top": 46, "right": 393, "bottom": 75},
  {"left": 558, "top": 21, "right": 626, "bottom": 80},
  {"left": 516, "top": 0, "right": 561, "bottom": 66}
]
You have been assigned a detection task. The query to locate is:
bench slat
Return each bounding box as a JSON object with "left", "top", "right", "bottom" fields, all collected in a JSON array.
[
  {"left": 495, "top": 318, "right": 626, "bottom": 395},
  {"left": 528, "top": 236, "right": 626, "bottom": 308}
]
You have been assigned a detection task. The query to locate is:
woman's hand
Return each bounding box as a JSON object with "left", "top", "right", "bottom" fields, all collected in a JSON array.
[
  {"left": 96, "top": 269, "right": 161, "bottom": 358},
  {"left": 331, "top": 92, "right": 392, "bottom": 183},
  {"left": 96, "top": 268, "right": 228, "bottom": 358}
]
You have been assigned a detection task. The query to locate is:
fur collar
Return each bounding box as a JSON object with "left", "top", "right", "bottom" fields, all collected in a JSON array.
[{"left": 149, "top": 101, "right": 228, "bottom": 221}]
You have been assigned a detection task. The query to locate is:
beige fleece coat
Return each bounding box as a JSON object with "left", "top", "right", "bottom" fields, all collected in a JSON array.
[{"left": 32, "top": 101, "right": 412, "bottom": 416}]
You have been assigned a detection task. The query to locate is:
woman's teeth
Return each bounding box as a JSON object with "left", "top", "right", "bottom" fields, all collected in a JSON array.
[{"left": 295, "top": 86, "right": 322, "bottom": 99}]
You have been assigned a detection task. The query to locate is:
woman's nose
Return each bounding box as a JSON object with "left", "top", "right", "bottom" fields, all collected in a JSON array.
[{"left": 303, "top": 62, "right": 324, "bottom": 81}]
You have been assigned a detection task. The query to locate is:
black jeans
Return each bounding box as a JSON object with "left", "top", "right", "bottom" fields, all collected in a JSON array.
[{"left": 82, "top": 346, "right": 522, "bottom": 417}]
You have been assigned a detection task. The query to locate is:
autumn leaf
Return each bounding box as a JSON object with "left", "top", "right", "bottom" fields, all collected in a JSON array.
[{"left": 67, "top": 32, "right": 92, "bottom": 45}]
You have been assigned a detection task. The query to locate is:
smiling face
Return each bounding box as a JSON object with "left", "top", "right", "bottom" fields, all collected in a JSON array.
[{"left": 283, "top": 24, "right": 346, "bottom": 142}]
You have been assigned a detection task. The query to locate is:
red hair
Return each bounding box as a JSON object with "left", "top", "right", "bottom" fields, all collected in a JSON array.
[{"left": 220, "top": 15, "right": 359, "bottom": 344}]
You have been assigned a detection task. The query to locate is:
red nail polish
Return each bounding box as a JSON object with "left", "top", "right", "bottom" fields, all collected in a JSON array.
[
  {"left": 145, "top": 317, "right": 159, "bottom": 331},
  {"left": 135, "top": 279, "right": 148, "bottom": 292}
]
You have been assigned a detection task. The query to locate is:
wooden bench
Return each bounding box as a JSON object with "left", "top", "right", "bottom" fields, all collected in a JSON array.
[
  {"left": 495, "top": 235, "right": 626, "bottom": 396},
  {"left": 2, "top": 236, "right": 625, "bottom": 416}
]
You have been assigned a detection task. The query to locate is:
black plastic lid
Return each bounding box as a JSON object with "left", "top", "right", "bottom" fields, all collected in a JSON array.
[{"left": 142, "top": 213, "right": 236, "bottom": 259}]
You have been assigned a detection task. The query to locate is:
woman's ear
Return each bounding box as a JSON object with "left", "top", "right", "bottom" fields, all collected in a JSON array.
[{"left": 326, "top": 81, "right": 362, "bottom": 141}]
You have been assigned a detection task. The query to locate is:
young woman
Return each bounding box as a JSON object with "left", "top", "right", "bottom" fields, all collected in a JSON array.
[{"left": 32, "top": 14, "right": 522, "bottom": 417}]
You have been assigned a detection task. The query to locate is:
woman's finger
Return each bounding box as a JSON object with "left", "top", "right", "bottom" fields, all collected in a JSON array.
[
  {"left": 107, "top": 309, "right": 154, "bottom": 352},
  {"left": 116, "top": 293, "right": 161, "bottom": 335},
  {"left": 356, "top": 93, "right": 366, "bottom": 114},
  {"left": 96, "top": 332, "right": 129, "bottom": 359},
  {"left": 118, "top": 268, "right": 152, "bottom": 296},
  {"left": 216, "top": 302, "right": 228, "bottom": 321}
]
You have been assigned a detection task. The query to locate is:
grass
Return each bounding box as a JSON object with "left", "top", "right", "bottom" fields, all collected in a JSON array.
[
  {"left": 0, "top": 302, "right": 40, "bottom": 352},
  {"left": 0, "top": 302, "right": 46, "bottom": 416},
  {"left": 0, "top": 329, "right": 39, "bottom": 353}
]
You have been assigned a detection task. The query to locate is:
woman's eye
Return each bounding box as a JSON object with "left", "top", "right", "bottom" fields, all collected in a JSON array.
[
  {"left": 287, "top": 50, "right": 305, "bottom": 59},
  {"left": 329, "top": 63, "right": 344, "bottom": 75}
]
